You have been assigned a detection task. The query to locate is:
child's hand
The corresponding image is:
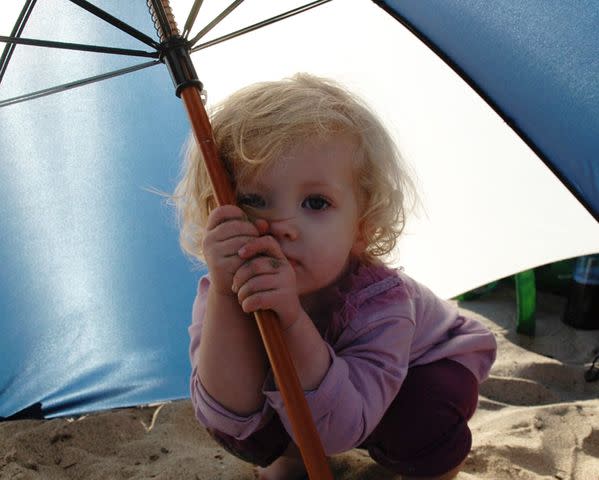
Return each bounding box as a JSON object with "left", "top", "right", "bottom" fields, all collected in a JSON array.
[
  {"left": 203, "top": 205, "right": 266, "bottom": 297},
  {"left": 232, "top": 233, "right": 301, "bottom": 330}
]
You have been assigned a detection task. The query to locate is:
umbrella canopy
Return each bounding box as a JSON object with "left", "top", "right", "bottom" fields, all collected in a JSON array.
[{"left": 1, "top": 0, "right": 598, "bottom": 420}]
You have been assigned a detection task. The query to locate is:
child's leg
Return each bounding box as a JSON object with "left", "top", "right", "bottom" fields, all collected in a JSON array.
[
  {"left": 208, "top": 420, "right": 308, "bottom": 480},
  {"left": 206, "top": 414, "right": 290, "bottom": 468},
  {"left": 255, "top": 441, "right": 307, "bottom": 480},
  {"left": 361, "top": 359, "right": 478, "bottom": 479}
]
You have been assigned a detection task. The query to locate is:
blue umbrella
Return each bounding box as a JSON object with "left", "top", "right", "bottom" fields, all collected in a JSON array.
[{"left": 1, "top": 0, "right": 597, "bottom": 425}]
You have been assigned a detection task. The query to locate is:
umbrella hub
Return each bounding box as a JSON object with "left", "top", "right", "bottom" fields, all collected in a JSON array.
[{"left": 157, "top": 35, "right": 203, "bottom": 98}]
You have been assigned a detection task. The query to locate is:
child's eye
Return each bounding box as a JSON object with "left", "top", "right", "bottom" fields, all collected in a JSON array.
[
  {"left": 237, "top": 193, "right": 266, "bottom": 208},
  {"left": 302, "top": 195, "right": 330, "bottom": 210}
]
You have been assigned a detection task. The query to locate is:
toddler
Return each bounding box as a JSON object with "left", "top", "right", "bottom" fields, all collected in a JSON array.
[{"left": 174, "top": 74, "right": 497, "bottom": 479}]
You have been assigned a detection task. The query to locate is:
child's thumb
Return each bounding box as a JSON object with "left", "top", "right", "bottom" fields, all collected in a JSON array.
[{"left": 253, "top": 218, "right": 269, "bottom": 235}]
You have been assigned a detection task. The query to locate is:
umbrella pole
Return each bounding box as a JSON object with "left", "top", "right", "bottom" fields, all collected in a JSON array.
[{"left": 147, "top": 3, "right": 333, "bottom": 478}]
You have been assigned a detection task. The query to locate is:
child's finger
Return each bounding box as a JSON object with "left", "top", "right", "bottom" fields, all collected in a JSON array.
[
  {"left": 203, "top": 232, "right": 259, "bottom": 266},
  {"left": 210, "top": 236, "right": 260, "bottom": 262},
  {"left": 208, "top": 218, "right": 259, "bottom": 243},
  {"left": 239, "top": 290, "right": 273, "bottom": 314},
  {"left": 253, "top": 218, "right": 269, "bottom": 235},
  {"left": 238, "top": 235, "right": 284, "bottom": 260},
  {"left": 238, "top": 287, "right": 299, "bottom": 323},
  {"left": 236, "top": 277, "right": 284, "bottom": 313},
  {"left": 206, "top": 205, "right": 248, "bottom": 230},
  {"left": 232, "top": 255, "right": 287, "bottom": 292}
]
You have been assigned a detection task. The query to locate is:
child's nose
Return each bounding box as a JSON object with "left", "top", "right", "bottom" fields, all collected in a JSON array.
[{"left": 268, "top": 216, "right": 299, "bottom": 241}]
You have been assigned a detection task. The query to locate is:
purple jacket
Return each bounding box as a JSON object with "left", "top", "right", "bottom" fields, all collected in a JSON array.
[{"left": 189, "top": 262, "right": 497, "bottom": 455}]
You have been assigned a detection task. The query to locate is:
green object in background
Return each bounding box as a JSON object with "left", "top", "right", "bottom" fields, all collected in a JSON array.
[
  {"left": 515, "top": 269, "right": 536, "bottom": 335},
  {"left": 455, "top": 258, "right": 582, "bottom": 336},
  {"left": 454, "top": 281, "right": 499, "bottom": 301}
]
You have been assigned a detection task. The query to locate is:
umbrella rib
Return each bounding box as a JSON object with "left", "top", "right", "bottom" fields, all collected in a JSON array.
[
  {"left": 67, "top": 0, "right": 161, "bottom": 49},
  {"left": 190, "top": 0, "right": 332, "bottom": 52},
  {"left": 0, "top": 60, "right": 160, "bottom": 108},
  {"left": 188, "top": 0, "right": 245, "bottom": 46},
  {"left": 0, "top": 0, "right": 37, "bottom": 85},
  {"left": 0, "top": 36, "right": 159, "bottom": 58},
  {"left": 182, "top": 0, "right": 205, "bottom": 39}
]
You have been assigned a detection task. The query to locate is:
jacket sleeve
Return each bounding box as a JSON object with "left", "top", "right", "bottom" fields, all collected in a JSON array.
[{"left": 263, "top": 307, "right": 415, "bottom": 455}]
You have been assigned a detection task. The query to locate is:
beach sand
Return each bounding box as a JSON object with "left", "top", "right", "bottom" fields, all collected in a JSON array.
[{"left": 2, "top": 284, "right": 598, "bottom": 479}]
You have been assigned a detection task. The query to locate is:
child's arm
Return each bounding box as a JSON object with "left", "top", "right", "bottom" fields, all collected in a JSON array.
[
  {"left": 198, "top": 288, "right": 269, "bottom": 415},
  {"left": 234, "top": 234, "right": 331, "bottom": 391},
  {"left": 196, "top": 205, "right": 270, "bottom": 416}
]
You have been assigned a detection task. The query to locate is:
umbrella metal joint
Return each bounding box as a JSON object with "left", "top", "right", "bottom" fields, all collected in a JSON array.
[{"left": 158, "top": 35, "right": 203, "bottom": 98}]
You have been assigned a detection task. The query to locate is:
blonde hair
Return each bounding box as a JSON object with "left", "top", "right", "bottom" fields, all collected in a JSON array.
[{"left": 173, "top": 73, "right": 416, "bottom": 264}]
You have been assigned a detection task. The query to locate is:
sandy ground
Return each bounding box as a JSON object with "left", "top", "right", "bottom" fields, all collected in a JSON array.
[{"left": 1, "top": 285, "right": 598, "bottom": 480}]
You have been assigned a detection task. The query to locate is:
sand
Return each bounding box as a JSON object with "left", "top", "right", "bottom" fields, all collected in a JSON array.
[{"left": 1, "top": 284, "right": 598, "bottom": 479}]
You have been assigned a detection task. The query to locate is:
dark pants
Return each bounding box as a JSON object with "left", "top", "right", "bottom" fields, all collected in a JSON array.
[{"left": 207, "top": 359, "right": 479, "bottom": 477}]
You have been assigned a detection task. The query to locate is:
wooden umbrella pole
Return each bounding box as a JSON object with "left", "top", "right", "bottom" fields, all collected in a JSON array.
[{"left": 146, "top": 2, "right": 333, "bottom": 478}]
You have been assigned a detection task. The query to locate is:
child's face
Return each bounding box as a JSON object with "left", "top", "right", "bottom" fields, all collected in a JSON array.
[{"left": 236, "top": 135, "right": 365, "bottom": 297}]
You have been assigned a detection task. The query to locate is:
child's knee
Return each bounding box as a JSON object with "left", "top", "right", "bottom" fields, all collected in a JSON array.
[
  {"left": 362, "top": 359, "right": 478, "bottom": 477},
  {"left": 364, "top": 420, "right": 471, "bottom": 477}
]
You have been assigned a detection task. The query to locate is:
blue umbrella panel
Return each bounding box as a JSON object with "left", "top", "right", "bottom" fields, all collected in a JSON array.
[{"left": 0, "top": 2, "right": 204, "bottom": 419}]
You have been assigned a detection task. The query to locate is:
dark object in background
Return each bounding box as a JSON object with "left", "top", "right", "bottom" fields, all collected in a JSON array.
[
  {"left": 563, "top": 254, "right": 599, "bottom": 330},
  {"left": 534, "top": 258, "right": 575, "bottom": 296}
]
